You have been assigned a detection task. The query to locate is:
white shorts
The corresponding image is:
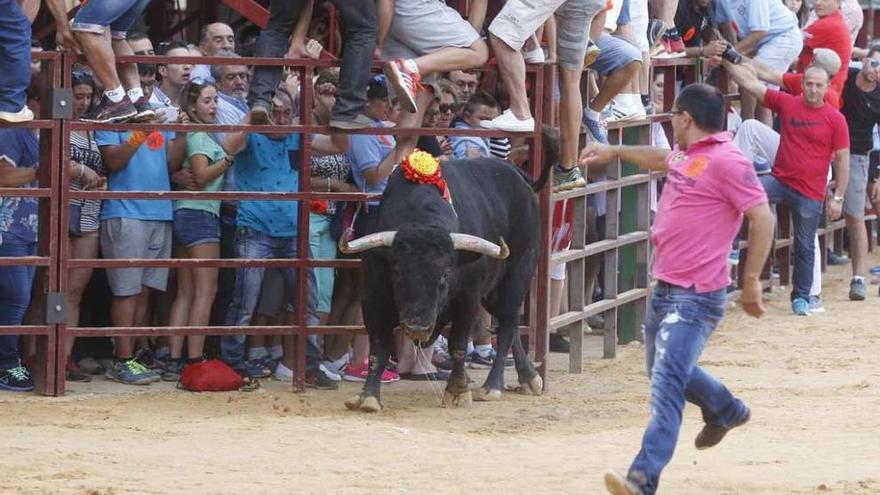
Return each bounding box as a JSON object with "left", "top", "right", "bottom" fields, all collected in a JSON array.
[{"left": 628, "top": 0, "right": 650, "bottom": 52}]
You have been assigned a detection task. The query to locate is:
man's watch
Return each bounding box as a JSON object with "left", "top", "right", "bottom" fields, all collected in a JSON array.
[{"left": 833, "top": 195, "right": 844, "bottom": 203}]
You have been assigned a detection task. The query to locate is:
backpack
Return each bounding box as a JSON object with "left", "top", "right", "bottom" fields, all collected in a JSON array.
[{"left": 178, "top": 360, "right": 244, "bottom": 392}]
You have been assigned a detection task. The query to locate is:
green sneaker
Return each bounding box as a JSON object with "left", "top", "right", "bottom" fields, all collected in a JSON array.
[
  {"left": 553, "top": 165, "right": 586, "bottom": 192},
  {"left": 105, "top": 359, "right": 153, "bottom": 385}
]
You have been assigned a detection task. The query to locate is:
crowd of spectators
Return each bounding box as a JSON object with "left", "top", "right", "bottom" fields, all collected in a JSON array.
[{"left": 1, "top": 0, "right": 879, "bottom": 395}]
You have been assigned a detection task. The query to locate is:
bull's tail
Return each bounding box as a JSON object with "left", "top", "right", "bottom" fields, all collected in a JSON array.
[
  {"left": 530, "top": 155, "right": 555, "bottom": 192},
  {"left": 529, "top": 125, "right": 560, "bottom": 192}
]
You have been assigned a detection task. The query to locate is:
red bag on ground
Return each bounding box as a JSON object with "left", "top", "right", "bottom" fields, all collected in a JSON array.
[{"left": 178, "top": 360, "right": 244, "bottom": 392}]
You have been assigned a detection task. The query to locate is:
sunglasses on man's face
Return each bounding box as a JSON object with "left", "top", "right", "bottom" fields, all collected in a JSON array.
[{"left": 439, "top": 103, "right": 457, "bottom": 114}]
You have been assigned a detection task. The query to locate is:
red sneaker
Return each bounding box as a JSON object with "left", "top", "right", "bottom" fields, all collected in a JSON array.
[
  {"left": 383, "top": 58, "right": 421, "bottom": 113},
  {"left": 343, "top": 363, "right": 400, "bottom": 383}
]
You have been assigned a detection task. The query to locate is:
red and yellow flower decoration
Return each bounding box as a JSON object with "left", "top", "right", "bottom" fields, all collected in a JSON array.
[
  {"left": 401, "top": 149, "right": 451, "bottom": 203},
  {"left": 310, "top": 199, "right": 329, "bottom": 215}
]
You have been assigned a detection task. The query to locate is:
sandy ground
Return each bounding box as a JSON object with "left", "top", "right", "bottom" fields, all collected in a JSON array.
[{"left": 2, "top": 257, "right": 880, "bottom": 495}]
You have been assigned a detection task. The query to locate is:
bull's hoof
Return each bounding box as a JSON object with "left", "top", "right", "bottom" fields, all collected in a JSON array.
[
  {"left": 473, "top": 387, "right": 502, "bottom": 402},
  {"left": 520, "top": 375, "right": 544, "bottom": 396},
  {"left": 442, "top": 389, "right": 473, "bottom": 408},
  {"left": 344, "top": 394, "right": 383, "bottom": 413}
]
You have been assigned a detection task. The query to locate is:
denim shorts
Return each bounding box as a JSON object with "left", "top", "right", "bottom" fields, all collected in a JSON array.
[
  {"left": 593, "top": 33, "right": 642, "bottom": 76},
  {"left": 72, "top": 0, "right": 152, "bottom": 40},
  {"left": 173, "top": 208, "right": 220, "bottom": 248}
]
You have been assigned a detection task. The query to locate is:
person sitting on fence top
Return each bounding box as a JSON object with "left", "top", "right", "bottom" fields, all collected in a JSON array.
[
  {"left": 792, "top": 0, "right": 852, "bottom": 107},
  {"left": 373, "top": 0, "right": 488, "bottom": 175},
  {"left": 580, "top": 82, "right": 775, "bottom": 495},
  {"left": 52, "top": 0, "right": 157, "bottom": 123},
  {"left": 190, "top": 22, "right": 237, "bottom": 83},
  {"left": 714, "top": 0, "right": 803, "bottom": 124},
  {"left": 220, "top": 88, "right": 337, "bottom": 389},
  {"left": 0, "top": 84, "right": 41, "bottom": 392},
  {"left": 672, "top": 0, "right": 728, "bottom": 60},
  {"left": 247, "top": 0, "right": 378, "bottom": 130},
  {"left": 94, "top": 92, "right": 188, "bottom": 386},
  {"left": 480, "top": 0, "right": 605, "bottom": 195},
  {"left": 724, "top": 59, "right": 849, "bottom": 316},
  {"left": 806, "top": 0, "right": 863, "bottom": 47}
]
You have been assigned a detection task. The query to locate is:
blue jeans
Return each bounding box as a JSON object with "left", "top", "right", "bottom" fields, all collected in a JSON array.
[
  {"left": 760, "top": 175, "right": 823, "bottom": 301},
  {"left": 71, "top": 0, "right": 152, "bottom": 39},
  {"left": 0, "top": 243, "right": 37, "bottom": 369},
  {"left": 221, "top": 227, "right": 322, "bottom": 370},
  {"left": 0, "top": 0, "right": 31, "bottom": 113},
  {"left": 248, "top": 0, "right": 376, "bottom": 120},
  {"left": 629, "top": 282, "right": 748, "bottom": 495}
]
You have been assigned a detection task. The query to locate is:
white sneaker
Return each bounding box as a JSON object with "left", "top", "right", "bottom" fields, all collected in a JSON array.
[
  {"left": 523, "top": 47, "right": 545, "bottom": 64},
  {"left": 319, "top": 364, "right": 342, "bottom": 382},
  {"left": 321, "top": 352, "right": 350, "bottom": 376},
  {"left": 0, "top": 106, "right": 34, "bottom": 123},
  {"left": 605, "top": 99, "right": 647, "bottom": 123},
  {"left": 273, "top": 362, "right": 294, "bottom": 382},
  {"left": 480, "top": 109, "right": 534, "bottom": 132}
]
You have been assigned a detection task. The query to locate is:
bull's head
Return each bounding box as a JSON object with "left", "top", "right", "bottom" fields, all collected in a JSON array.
[{"left": 340, "top": 227, "right": 509, "bottom": 342}]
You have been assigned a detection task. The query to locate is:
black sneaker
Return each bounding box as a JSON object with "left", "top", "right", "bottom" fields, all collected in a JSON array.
[
  {"left": 161, "top": 359, "right": 185, "bottom": 382},
  {"left": 80, "top": 94, "right": 138, "bottom": 124},
  {"left": 695, "top": 407, "right": 751, "bottom": 450},
  {"left": 329, "top": 113, "right": 374, "bottom": 130},
  {"left": 305, "top": 369, "right": 339, "bottom": 390},
  {"left": 130, "top": 97, "right": 157, "bottom": 122},
  {"left": 0, "top": 365, "right": 35, "bottom": 392},
  {"left": 549, "top": 333, "right": 570, "bottom": 353}
]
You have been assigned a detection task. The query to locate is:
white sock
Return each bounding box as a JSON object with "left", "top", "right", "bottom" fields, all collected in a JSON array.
[
  {"left": 584, "top": 106, "right": 601, "bottom": 121},
  {"left": 475, "top": 344, "right": 493, "bottom": 357},
  {"left": 617, "top": 93, "right": 641, "bottom": 109},
  {"left": 467, "top": 341, "right": 475, "bottom": 355},
  {"left": 248, "top": 347, "right": 269, "bottom": 361},
  {"left": 105, "top": 86, "right": 125, "bottom": 103},
  {"left": 269, "top": 345, "right": 283, "bottom": 361},
  {"left": 127, "top": 87, "right": 144, "bottom": 103},
  {"left": 853, "top": 275, "right": 865, "bottom": 283}
]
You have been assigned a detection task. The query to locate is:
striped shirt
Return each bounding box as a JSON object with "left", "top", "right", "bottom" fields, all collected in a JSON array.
[{"left": 69, "top": 131, "right": 105, "bottom": 234}]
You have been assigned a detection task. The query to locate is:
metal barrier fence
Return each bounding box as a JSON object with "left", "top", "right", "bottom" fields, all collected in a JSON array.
[{"left": 1, "top": 51, "right": 562, "bottom": 395}]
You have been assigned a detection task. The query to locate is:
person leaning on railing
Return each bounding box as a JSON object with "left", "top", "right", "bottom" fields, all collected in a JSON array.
[
  {"left": 164, "top": 80, "right": 231, "bottom": 381},
  {"left": 0, "top": 83, "right": 41, "bottom": 392},
  {"left": 64, "top": 69, "right": 107, "bottom": 384}
]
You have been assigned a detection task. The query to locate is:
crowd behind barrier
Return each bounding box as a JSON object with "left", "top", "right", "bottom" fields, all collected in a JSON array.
[{"left": 1, "top": 0, "right": 879, "bottom": 399}]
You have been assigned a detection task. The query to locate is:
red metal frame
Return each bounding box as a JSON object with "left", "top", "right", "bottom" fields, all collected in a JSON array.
[{"left": 43, "top": 52, "right": 551, "bottom": 395}]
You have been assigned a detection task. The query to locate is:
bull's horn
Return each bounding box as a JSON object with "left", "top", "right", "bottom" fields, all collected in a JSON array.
[
  {"left": 339, "top": 230, "right": 397, "bottom": 254},
  {"left": 450, "top": 233, "right": 509, "bottom": 259}
]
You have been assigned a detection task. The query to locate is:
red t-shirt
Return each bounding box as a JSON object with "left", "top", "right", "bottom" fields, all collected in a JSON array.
[
  {"left": 781, "top": 73, "right": 841, "bottom": 108},
  {"left": 764, "top": 89, "right": 849, "bottom": 201},
  {"left": 796, "top": 11, "right": 852, "bottom": 104}
]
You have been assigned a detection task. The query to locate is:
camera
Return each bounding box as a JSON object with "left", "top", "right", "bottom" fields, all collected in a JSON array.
[{"left": 721, "top": 45, "right": 742, "bottom": 64}]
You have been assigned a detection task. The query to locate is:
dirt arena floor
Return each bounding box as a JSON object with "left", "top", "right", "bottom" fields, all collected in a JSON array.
[{"left": 2, "top": 256, "right": 880, "bottom": 495}]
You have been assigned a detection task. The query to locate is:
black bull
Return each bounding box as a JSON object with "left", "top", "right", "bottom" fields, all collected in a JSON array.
[{"left": 340, "top": 157, "right": 553, "bottom": 412}]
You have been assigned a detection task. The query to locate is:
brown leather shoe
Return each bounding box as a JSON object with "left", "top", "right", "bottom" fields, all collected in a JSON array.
[{"left": 695, "top": 407, "right": 751, "bottom": 450}]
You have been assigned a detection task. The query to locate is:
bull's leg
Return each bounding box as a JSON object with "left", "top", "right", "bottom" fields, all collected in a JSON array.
[
  {"left": 474, "top": 314, "right": 514, "bottom": 401},
  {"left": 344, "top": 329, "right": 394, "bottom": 413},
  {"left": 442, "top": 300, "right": 475, "bottom": 407},
  {"left": 510, "top": 328, "right": 543, "bottom": 396}
]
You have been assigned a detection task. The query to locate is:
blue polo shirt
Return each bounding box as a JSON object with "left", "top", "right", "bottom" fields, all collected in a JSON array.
[
  {"left": 96, "top": 130, "right": 175, "bottom": 221},
  {"left": 235, "top": 133, "right": 301, "bottom": 237}
]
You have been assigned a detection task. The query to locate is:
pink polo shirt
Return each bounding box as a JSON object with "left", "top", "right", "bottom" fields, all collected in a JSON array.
[{"left": 652, "top": 132, "right": 768, "bottom": 293}]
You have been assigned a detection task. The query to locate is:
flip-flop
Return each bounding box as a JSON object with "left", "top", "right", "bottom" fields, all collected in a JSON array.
[{"left": 400, "top": 371, "right": 450, "bottom": 381}]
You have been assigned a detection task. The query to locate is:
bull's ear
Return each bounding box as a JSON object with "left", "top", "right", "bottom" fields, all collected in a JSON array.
[{"left": 455, "top": 251, "right": 482, "bottom": 266}]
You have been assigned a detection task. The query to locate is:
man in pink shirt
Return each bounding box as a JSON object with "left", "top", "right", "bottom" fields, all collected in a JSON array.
[{"left": 580, "top": 83, "right": 775, "bottom": 495}]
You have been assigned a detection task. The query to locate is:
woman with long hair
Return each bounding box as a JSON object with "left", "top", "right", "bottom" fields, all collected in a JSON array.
[{"left": 164, "top": 81, "right": 232, "bottom": 379}]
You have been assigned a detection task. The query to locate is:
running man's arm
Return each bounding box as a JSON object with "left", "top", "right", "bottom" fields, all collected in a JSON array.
[
  {"left": 740, "top": 201, "right": 774, "bottom": 317},
  {"left": 579, "top": 144, "right": 671, "bottom": 172}
]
